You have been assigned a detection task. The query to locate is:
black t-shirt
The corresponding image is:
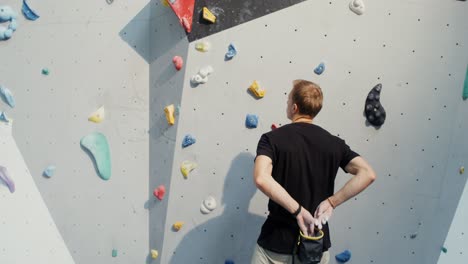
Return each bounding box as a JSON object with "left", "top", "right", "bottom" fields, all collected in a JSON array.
[{"left": 255, "top": 122, "right": 359, "bottom": 254}]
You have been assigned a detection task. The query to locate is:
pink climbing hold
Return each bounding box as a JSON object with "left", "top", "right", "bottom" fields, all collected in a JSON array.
[
  {"left": 153, "top": 185, "right": 166, "bottom": 201},
  {"left": 173, "top": 56, "right": 183, "bottom": 71}
]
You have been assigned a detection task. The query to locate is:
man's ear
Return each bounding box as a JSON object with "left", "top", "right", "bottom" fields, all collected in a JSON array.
[{"left": 292, "top": 103, "right": 298, "bottom": 114}]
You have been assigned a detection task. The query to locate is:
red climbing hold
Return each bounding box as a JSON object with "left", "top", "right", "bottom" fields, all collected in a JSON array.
[
  {"left": 153, "top": 185, "right": 166, "bottom": 201},
  {"left": 168, "top": 0, "right": 195, "bottom": 33},
  {"left": 173, "top": 56, "right": 183, "bottom": 71},
  {"left": 271, "top": 124, "right": 278, "bottom": 130}
]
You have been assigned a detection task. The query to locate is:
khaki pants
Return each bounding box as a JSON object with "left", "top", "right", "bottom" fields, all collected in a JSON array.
[{"left": 251, "top": 244, "right": 330, "bottom": 264}]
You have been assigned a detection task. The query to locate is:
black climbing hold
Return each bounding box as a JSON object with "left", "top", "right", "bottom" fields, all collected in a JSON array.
[{"left": 365, "top": 83, "right": 386, "bottom": 127}]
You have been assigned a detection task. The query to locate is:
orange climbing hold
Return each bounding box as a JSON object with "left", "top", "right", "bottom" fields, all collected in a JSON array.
[
  {"left": 168, "top": 0, "right": 195, "bottom": 33},
  {"left": 173, "top": 221, "right": 184, "bottom": 231}
]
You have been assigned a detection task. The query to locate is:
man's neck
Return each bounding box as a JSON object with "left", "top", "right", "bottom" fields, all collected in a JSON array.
[{"left": 292, "top": 115, "right": 313, "bottom": 124}]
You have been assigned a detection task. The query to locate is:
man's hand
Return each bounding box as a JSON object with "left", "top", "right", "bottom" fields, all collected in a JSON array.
[
  {"left": 296, "top": 207, "right": 316, "bottom": 236},
  {"left": 313, "top": 199, "right": 334, "bottom": 230}
]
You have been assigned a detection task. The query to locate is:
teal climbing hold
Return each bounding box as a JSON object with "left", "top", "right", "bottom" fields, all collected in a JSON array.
[
  {"left": 112, "top": 249, "right": 118, "bottom": 257},
  {"left": 463, "top": 65, "right": 468, "bottom": 100},
  {"left": 80, "top": 132, "right": 111, "bottom": 180},
  {"left": 441, "top": 246, "right": 447, "bottom": 253},
  {"left": 42, "top": 68, "right": 49, "bottom": 75},
  {"left": 0, "top": 111, "right": 9, "bottom": 123},
  {"left": 0, "top": 85, "right": 15, "bottom": 108},
  {"left": 43, "top": 165, "right": 56, "bottom": 178}
]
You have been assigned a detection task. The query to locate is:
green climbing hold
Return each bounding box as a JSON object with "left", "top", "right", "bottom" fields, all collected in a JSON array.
[
  {"left": 463, "top": 65, "right": 468, "bottom": 100},
  {"left": 112, "top": 249, "right": 117, "bottom": 257},
  {"left": 80, "top": 132, "right": 111, "bottom": 180},
  {"left": 42, "top": 68, "right": 49, "bottom": 75},
  {"left": 441, "top": 246, "right": 447, "bottom": 253}
]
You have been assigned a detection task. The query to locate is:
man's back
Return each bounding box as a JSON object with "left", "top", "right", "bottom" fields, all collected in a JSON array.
[{"left": 256, "top": 122, "right": 359, "bottom": 254}]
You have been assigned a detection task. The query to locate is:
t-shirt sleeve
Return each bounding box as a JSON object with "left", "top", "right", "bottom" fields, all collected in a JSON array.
[
  {"left": 256, "top": 134, "right": 274, "bottom": 161},
  {"left": 339, "top": 139, "right": 360, "bottom": 173}
]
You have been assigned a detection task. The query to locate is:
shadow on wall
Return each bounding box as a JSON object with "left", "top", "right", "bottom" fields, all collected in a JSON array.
[{"left": 170, "top": 152, "right": 266, "bottom": 263}]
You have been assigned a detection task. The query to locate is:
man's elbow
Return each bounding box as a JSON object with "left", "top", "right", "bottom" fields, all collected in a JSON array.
[
  {"left": 254, "top": 175, "right": 267, "bottom": 190},
  {"left": 367, "top": 168, "right": 377, "bottom": 183}
]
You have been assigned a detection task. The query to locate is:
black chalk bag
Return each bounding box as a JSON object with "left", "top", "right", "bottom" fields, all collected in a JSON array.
[{"left": 295, "top": 229, "right": 324, "bottom": 264}]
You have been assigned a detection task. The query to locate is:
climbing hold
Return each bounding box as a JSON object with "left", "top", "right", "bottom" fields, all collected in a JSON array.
[
  {"left": 364, "top": 83, "right": 386, "bottom": 127},
  {"left": 22, "top": 0, "right": 40, "bottom": 21},
  {"left": 175, "top": 105, "right": 181, "bottom": 116},
  {"left": 173, "top": 56, "right": 184, "bottom": 71},
  {"left": 151, "top": 249, "right": 159, "bottom": 259},
  {"left": 106, "top": 0, "right": 114, "bottom": 4},
  {"left": 168, "top": 0, "right": 195, "bottom": 32},
  {"left": 225, "top": 43, "right": 237, "bottom": 60},
  {"left": 410, "top": 233, "right": 418, "bottom": 239},
  {"left": 43, "top": 165, "right": 56, "bottom": 178},
  {"left": 153, "top": 185, "right": 166, "bottom": 201},
  {"left": 202, "top": 7, "right": 216, "bottom": 23},
  {"left": 0, "top": 85, "right": 16, "bottom": 108},
  {"left": 335, "top": 250, "right": 351, "bottom": 263},
  {"left": 164, "top": 104, "right": 176, "bottom": 125},
  {"left": 180, "top": 160, "right": 197, "bottom": 178},
  {"left": 271, "top": 124, "right": 278, "bottom": 130},
  {"left": 245, "top": 114, "right": 259, "bottom": 129},
  {"left": 248, "top": 81, "right": 266, "bottom": 98},
  {"left": 112, "top": 249, "right": 118, "bottom": 257},
  {"left": 191, "top": 65, "right": 214, "bottom": 85},
  {"left": 0, "top": 166, "right": 15, "bottom": 193},
  {"left": 441, "top": 246, "right": 447, "bottom": 253},
  {"left": 200, "top": 195, "right": 217, "bottom": 214},
  {"left": 173, "top": 221, "right": 184, "bottom": 231},
  {"left": 182, "top": 134, "right": 196, "bottom": 148},
  {"left": 0, "top": 6, "right": 18, "bottom": 41},
  {"left": 41, "top": 68, "right": 49, "bottom": 75},
  {"left": 88, "top": 106, "right": 105, "bottom": 123},
  {"left": 80, "top": 132, "right": 111, "bottom": 181},
  {"left": 349, "top": 0, "right": 365, "bottom": 15},
  {"left": 161, "top": 0, "right": 170, "bottom": 7},
  {"left": 460, "top": 166, "right": 465, "bottom": 174},
  {"left": 463, "top": 65, "right": 468, "bottom": 100},
  {"left": 0, "top": 111, "right": 9, "bottom": 123},
  {"left": 225, "top": 260, "right": 235, "bottom": 264},
  {"left": 314, "top": 62, "right": 325, "bottom": 75},
  {"left": 195, "top": 41, "right": 211, "bottom": 52}
]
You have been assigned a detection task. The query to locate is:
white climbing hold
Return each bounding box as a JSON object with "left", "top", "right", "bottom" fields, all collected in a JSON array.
[
  {"left": 191, "top": 66, "right": 214, "bottom": 85},
  {"left": 349, "top": 0, "right": 365, "bottom": 15},
  {"left": 88, "top": 106, "right": 105, "bottom": 123},
  {"left": 200, "top": 195, "right": 217, "bottom": 214}
]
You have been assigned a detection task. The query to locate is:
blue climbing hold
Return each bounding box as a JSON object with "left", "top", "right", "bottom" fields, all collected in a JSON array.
[
  {"left": 182, "top": 134, "right": 196, "bottom": 148},
  {"left": 43, "top": 165, "right": 56, "bottom": 178},
  {"left": 0, "top": 111, "right": 9, "bottom": 123},
  {"left": 225, "top": 43, "right": 237, "bottom": 60},
  {"left": 0, "top": 6, "right": 18, "bottom": 41},
  {"left": 225, "top": 260, "right": 235, "bottom": 264},
  {"left": 245, "top": 114, "right": 259, "bottom": 128},
  {"left": 22, "top": 0, "right": 40, "bottom": 21},
  {"left": 314, "top": 62, "right": 325, "bottom": 75},
  {"left": 335, "top": 250, "right": 351, "bottom": 263},
  {"left": 0, "top": 85, "right": 15, "bottom": 108}
]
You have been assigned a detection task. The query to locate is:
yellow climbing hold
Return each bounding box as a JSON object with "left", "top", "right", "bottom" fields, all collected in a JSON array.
[
  {"left": 151, "top": 249, "right": 159, "bottom": 259},
  {"left": 161, "top": 0, "right": 170, "bottom": 7},
  {"left": 180, "top": 160, "right": 198, "bottom": 178},
  {"left": 195, "top": 41, "right": 211, "bottom": 52},
  {"left": 88, "top": 106, "right": 105, "bottom": 123},
  {"left": 249, "top": 81, "right": 266, "bottom": 98},
  {"left": 164, "top": 104, "right": 175, "bottom": 125},
  {"left": 173, "top": 221, "right": 184, "bottom": 231},
  {"left": 460, "top": 166, "right": 465, "bottom": 175},
  {"left": 202, "top": 7, "right": 216, "bottom": 23}
]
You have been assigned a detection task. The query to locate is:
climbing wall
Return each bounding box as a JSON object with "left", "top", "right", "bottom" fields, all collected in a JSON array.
[
  {"left": 161, "top": 0, "right": 468, "bottom": 263},
  {"left": 0, "top": 0, "right": 156, "bottom": 263}
]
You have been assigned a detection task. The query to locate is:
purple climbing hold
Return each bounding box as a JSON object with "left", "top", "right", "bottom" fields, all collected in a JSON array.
[
  {"left": 182, "top": 134, "right": 196, "bottom": 148},
  {"left": 245, "top": 114, "right": 259, "bottom": 128},
  {"left": 364, "top": 83, "right": 386, "bottom": 127},
  {"left": 0, "top": 166, "right": 15, "bottom": 193},
  {"left": 335, "top": 250, "right": 351, "bottom": 263}
]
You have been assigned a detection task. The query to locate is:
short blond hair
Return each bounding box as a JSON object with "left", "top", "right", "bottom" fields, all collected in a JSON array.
[{"left": 291, "top": 80, "right": 323, "bottom": 118}]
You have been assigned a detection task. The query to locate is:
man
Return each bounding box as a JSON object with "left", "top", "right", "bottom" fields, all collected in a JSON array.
[{"left": 251, "top": 80, "right": 377, "bottom": 264}]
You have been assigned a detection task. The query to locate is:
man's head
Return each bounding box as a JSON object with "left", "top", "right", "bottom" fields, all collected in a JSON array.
[{"left": 287, "top": 80, "right": 323, "bottom": 120}]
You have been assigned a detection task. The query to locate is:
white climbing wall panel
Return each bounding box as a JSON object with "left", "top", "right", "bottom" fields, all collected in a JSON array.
[
  {"left": 161, "top": 0, "right": 468, "bottom": 263},
  {"left": 0, "top": 122, "right": 75, "bottom": 263},
  {"left": 0, "top": 0, "right": 159, "bottom": 263}
]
